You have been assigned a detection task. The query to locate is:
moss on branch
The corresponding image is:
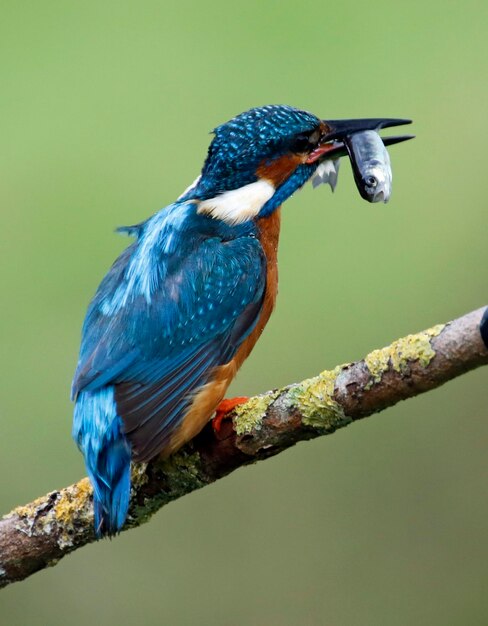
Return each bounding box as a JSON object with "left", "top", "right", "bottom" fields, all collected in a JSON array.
[{"left": 1, "top": 307, "right": 487, "bottom": 590}]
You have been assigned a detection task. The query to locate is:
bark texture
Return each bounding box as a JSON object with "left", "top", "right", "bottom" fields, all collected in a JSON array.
[{"left": 1, "top": 306, "right": 487, "bottom": 589}]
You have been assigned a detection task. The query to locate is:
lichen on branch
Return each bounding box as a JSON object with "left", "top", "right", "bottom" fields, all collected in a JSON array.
[{"left": 1, "top": 307, "right": 487, "bottom": 590}]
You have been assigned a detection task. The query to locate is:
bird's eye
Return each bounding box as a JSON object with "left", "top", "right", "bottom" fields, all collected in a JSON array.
[{"left": 291, "top": 133, "right": 313, "bottom": 153}]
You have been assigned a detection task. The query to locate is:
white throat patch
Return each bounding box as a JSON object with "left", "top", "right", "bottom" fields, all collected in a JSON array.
[{"left": 197, "top": 179, "right": 275, "bottom": 225}]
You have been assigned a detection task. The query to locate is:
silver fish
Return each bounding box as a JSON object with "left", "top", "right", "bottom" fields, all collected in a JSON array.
[
  {"left": 344, "top": 131, "right": 392, "bottom": 203},
  {"left": 311, "top": 129, "right": 413, "bottom": 202}
]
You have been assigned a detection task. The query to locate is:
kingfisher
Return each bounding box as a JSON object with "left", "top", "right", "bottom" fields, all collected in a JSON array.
[{"left": 72, "top": 104, "right": 412, "bottom": 536}]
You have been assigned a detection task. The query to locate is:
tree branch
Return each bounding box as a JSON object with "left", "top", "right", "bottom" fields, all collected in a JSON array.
[{"left": 1, "top": 307, "right": 487, "bottom": 589}]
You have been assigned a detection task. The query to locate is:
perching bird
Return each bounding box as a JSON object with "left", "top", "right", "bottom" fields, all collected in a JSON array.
[{"left": 72, "top": 105, "right": 412, "bottom": 536}]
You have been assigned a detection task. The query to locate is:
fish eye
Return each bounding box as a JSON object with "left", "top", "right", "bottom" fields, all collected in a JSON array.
[{"left": 365, "top": 176, "right": 378, "bottom": 188}]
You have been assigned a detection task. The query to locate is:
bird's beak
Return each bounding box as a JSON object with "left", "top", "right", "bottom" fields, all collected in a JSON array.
[{"left": 306, "top": 118, "right": 413, "bottom": 164}]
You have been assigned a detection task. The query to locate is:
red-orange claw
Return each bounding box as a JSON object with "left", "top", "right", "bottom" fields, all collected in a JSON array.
[{"left": 212, "top": 396, "right": 249, "bottom": 434}]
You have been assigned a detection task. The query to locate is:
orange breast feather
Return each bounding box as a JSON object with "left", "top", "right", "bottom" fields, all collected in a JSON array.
[{"left": 167, "top": 209, "right": 281, "bottom": 455}]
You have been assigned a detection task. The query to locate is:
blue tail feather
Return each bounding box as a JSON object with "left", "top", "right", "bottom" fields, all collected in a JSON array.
[{"left": 72, "top": 387, "right": 131, "bottom": 536}]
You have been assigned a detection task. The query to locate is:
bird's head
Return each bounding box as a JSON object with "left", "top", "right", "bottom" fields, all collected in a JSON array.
[{"left": 179, "top": 105, "right": 410, "bottom": 225}]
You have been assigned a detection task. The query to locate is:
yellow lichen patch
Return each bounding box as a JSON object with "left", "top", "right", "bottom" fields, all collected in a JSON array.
[
  {"left": 364, "top": 348, "right": 391, "bottom": 385},
  {"left": 54, "top": 478, "right": 92, "bottom": 526},
  {"left": 233, "top": 392, "right": 280, "bottom": 435},
  {"left": 14, "top": 493, "right": 52, "bottom": 519},
  {"left": 365, "top": 324, "right": 445, "bottom": 385},
  {"left": 290, "top": 365, "right": 349, "bottom": 430},
  {"left": 131, "top": 462, "right": 149, "bottom": 489}
]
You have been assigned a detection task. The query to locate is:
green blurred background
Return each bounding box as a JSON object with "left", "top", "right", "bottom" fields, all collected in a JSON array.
[{"left": 1, "top": 1, "right": 487, "bottom": 624}]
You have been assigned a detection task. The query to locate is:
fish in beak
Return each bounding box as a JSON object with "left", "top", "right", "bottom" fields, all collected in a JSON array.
[{"left": 308, "top": 117, "right": 414, "bottom": 202}]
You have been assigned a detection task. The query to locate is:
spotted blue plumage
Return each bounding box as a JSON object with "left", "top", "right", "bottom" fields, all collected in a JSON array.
[
  {"left": 72, "top": 105, "right": 324, "bottom": 536},
  {"left": 72, "top": 104, "right": 340, "bottom": 536},
  {"left": 72, "top": 104, "right": 413, "bottom": 537},
  {"left": 72, "top": 201, "right": 266, "bottom": 535},
  {"left": 179, "top": 105, "right": 321, "bottom": 202}
]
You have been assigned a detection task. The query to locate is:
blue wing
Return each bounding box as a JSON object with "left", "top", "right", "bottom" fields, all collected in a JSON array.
[{"left": 72, "top": 202, "right": 266, "bottom": 461}]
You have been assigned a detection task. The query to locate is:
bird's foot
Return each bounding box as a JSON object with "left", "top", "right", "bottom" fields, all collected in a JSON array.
[{"left": 212, "top": 397, "right": 249, "bottom": 433}]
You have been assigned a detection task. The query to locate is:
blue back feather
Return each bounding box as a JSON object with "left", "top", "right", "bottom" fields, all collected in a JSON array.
[
  {"left": 72, "top": 105, "right": 323, "bottom": 535},
  {"left": 72, "top": 201, "right": 266, "bottom": 533}
]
